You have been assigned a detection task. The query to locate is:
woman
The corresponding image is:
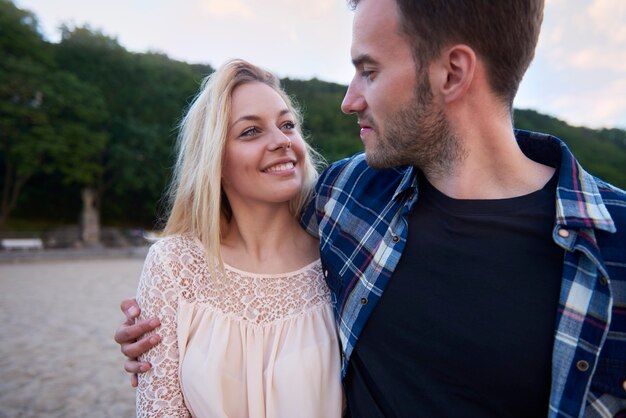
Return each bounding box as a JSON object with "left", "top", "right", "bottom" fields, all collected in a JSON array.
[{"left": 134, "top": 59, "right": 342, "bottom": 417}]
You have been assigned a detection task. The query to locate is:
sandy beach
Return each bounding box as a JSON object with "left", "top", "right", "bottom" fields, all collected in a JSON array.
[{"left": 0, "top": 257, "right": 144, "bottom": 418}]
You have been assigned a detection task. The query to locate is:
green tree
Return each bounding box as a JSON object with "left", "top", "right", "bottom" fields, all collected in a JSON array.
[
  {"left": 0, "top": 58, "right": 53, "bottom": 226},
  {"left": 0, "top": 0, "right": 49, "bottom": 226},
  {"left": 54, "top": 26, "right": 210, "bottom": 225},
  {"left": 45, "top": 72, "right": 108, "bottom": 188},
  {"left": 0, "top": 60, "right": 109, "bottom": 226},
  {"left": 0, "top": 1, "right": 109, "bottom": 226},
  {"left": 0, "top": 0, "right": 52, "bottom": 65}
]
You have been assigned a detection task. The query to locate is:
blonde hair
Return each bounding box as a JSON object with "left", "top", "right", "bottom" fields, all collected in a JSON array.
[{"left": 163, "top": 59, "right": 322, "bottom": 266}]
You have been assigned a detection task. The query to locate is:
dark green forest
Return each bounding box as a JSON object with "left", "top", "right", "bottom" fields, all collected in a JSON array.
[{"left": 2, "top": 0, "right": 625, "bottom": 234}]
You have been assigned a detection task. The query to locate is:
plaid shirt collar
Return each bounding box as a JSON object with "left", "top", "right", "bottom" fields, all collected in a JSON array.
[
  {"left": 391, "top": 164, "right": 417, "bottom": 202},
  {"left": 514, "top": 131, "right": 615, "bottom": 233}
]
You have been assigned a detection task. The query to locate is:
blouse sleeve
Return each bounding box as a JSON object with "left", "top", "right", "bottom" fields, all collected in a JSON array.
[{"left": 135, "top": 241, "right": 191, "bottom": 418}]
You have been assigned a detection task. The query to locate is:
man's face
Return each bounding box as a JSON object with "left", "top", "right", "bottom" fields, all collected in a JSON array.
[{"left": 342, "top": 0, "right": 462, "bottom": 174}]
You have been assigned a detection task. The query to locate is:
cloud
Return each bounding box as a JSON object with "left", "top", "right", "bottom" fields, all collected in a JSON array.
[
  {"left": 568, "top": 48, "right": 626, "bottom": 72},
  {"left": 517, "top": 0, "right": 626, "bottom": 128},
  {"left": 198, "top": 0, "right": 255, "bottom": 20},
  {"left": 543, "top": 76, "right": 626, "bottom": 128},
  {"left": 266, "top": 0, "right": 334, "bottom": 17},
  {"left": 197, "top": 0, "right": 335, "bottom": 21},
  {"left": 587, "top": 0, "right": 626, "bottom": 42},
  {"left": 541, "top": 0, "right": 626, "bottom": 72}
]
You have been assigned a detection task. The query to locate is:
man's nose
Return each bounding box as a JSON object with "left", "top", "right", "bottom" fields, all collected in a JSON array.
[{"left": 341, "top": 77, "right": 366, "bottom": 114}]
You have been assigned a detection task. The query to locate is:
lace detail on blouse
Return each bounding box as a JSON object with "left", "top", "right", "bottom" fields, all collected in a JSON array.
[{"left": 135, "top": 235, "right": 331, "bottom": 417}]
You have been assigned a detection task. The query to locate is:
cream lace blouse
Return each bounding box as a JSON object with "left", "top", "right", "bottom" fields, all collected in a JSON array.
[{"left": 135, "top": 235, "right": 342, "bottom": 417}]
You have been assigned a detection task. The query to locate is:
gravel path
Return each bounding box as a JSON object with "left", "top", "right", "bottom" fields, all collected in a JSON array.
[{"left": 0, "top": 258, "right": 144, "bottom": 418}]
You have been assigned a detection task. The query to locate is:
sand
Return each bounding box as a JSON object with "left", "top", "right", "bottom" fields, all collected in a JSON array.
[{"left": 0, "top": 258, "right": 145, "bottom": 418}]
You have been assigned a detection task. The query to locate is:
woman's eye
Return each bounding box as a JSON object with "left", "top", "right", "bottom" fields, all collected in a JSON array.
[
  {"left": 240, "top": 127, "right": 259, "bottom": 138},
  {"left": 281, "top": 121, "right": 295, "bottom": 130}
]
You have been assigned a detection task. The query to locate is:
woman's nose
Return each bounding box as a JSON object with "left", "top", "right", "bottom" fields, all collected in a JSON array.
[{"left": 268, "top": 129, "right": 291, "bottom": 151}]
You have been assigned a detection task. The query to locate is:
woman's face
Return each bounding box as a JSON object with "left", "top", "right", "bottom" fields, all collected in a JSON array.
[{"left": 222, "top": 81, "right": 307, "bottom": 209}]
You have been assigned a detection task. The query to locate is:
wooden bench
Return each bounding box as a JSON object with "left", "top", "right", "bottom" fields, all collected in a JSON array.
[{"left": 1, "top": 238, "right": 44, "bottom": 250}]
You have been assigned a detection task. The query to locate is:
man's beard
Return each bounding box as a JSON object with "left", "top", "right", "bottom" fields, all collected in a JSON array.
[{"left": 364, "top": 72, "right": 466, "bottom": 177}]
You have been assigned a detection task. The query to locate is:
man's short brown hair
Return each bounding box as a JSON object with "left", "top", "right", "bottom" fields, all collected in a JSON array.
[{"left": 348, "top": 0, "right": 545, "bottom": 108}]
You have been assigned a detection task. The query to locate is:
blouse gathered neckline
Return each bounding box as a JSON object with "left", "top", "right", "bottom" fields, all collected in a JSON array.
[
  {"left": 192, "top": 236, "right": 321, "bottom": 278},
  {"left": 223, "top": 259, "right": 321, "bottom": 277}
]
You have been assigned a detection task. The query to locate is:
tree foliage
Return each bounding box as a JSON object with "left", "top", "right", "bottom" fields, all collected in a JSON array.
[
  {"left": 1, "top": 0, "right": 625, "bottom": 231},
  {"left": 52, "top": 26, "right": 210, "bottom": 224},
  {"left": 0, "top": 0, "right": 107, "bottom": 226}
]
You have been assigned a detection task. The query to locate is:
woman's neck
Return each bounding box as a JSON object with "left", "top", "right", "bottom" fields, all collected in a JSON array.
[{"left": 220, "top": 203, "right": 318, "bottom": 274}]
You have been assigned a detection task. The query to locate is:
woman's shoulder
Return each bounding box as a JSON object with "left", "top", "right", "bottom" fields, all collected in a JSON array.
[
  {"left": 148, "top": 234, "right": 201, "bottom": 257},
  {"left": 145, "top": 235, "right": 213, "bottom": 298},
  {"left": 145, "top": 234, "right": 207, "bottom": 275}
]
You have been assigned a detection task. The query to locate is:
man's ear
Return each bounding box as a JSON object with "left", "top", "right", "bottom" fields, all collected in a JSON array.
[{"left": 431, "top": 44, "right": 476, "bottom": 104}]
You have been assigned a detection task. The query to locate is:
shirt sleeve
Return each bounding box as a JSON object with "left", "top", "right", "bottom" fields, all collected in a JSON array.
[
  {"left": 301, "top": 191, "right": 320, "bottom": 239},
  {"left": 135, "top": 242, "right": 191, "bottom": 418},
  {"left": 300, "top": 157, "right": 354, "bottom": 238}
]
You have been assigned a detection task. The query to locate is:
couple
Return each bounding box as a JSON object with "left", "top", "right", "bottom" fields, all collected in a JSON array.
[{"left": 116, "top": 0, "right": 626, "bottom": 416}]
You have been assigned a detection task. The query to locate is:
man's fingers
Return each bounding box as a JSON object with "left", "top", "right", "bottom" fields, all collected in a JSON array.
[
  {"left": 124, "top": 359, "right": 152, "bottom": 374},
  {"left": 117, "top": 297, "right": 158, "bottom": 388},
  {"left": 120, "top": 298, "right": 140, "bottom": 321},
  {"left": 114, "top": 318, "right": 160, "bottom": 345},
  {"left": 120, "top": 334, "right": 161, "bottom": 359}
]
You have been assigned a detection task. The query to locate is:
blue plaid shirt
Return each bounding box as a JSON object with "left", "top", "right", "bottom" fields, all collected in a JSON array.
[{"left": 302, "top": 130, "right": 626, "bottom": 418}]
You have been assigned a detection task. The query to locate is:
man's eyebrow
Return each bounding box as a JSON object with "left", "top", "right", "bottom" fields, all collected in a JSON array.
[{"left": 352, "top": 54, "right": 378, "bottom": 68}]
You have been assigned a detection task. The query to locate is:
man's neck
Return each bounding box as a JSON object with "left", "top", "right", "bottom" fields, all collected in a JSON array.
[{"left": 425, "top": 117, "right": 555, "bottom": 200}]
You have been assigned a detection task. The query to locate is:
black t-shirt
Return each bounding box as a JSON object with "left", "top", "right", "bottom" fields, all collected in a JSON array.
[{"left": 345, "top": 173, "right": 564, "bottom": 417}]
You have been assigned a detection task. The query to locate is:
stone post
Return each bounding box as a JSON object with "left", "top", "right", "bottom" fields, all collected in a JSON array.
[{"left": 80, "top": 187, "right": 100, "bottom": 246}]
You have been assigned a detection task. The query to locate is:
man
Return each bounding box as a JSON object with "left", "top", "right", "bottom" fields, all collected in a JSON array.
[{"left": 116, "top": 0, "right": 626, "bottom": 416}]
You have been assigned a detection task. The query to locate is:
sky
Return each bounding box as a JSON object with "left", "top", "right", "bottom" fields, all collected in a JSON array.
[{"left": 15, "top": 0, "right": 626, "bottom": 130}]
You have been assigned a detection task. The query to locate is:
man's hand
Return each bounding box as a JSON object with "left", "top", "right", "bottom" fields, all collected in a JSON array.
[{"left": 114, "top": 298, "right": 162, "bottom": 387}]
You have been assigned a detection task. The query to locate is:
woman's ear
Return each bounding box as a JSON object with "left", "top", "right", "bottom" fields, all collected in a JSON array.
[{"left": 431, "top": 44, "right": 476, "bottom": 104}]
